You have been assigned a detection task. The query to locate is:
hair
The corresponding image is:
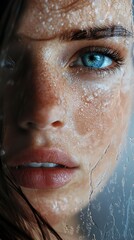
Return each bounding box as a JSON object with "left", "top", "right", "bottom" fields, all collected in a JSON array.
[
  {"left": 0, "top": 163, "right": 63, "bottom": 240},
  {"left": 0, "top": 1, "right": 63, "bottom": 239}
]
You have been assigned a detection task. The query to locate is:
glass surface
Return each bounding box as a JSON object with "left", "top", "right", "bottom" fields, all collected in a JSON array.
[{"left": 0, "top": 1, "right": 133, "bottom": 239}]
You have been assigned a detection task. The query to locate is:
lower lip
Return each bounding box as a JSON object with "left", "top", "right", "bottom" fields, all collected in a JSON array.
[{"left": 10, "top": 167, "right": 76, "bottom": 189}]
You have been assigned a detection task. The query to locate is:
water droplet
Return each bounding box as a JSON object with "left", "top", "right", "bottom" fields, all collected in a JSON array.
[
  {"left": 93, "top": 92, "right": 98, "bottom": 97},
  {"left": 42, "top": 21, "right": 45, "bottom": 27},
  {"left": 60, "top": 22, "right": 64, "bottom": 26},
  {"left": 48, "top": 17, "right": 52, "bottom": 23}
]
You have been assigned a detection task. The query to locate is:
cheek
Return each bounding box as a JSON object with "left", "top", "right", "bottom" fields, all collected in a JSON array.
[{"left": 73, "top": 85, "right": 131, "bottom": 147}]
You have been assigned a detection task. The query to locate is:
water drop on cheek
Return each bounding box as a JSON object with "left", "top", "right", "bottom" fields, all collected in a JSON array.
[
  {"left": 107, "top": 15, "right": 113, "bottom": 22},
  {"left": 48, "top": 17, "right": 53, "bottom": 23},
  {"left": 60, "top": 22, "right": 64, "bottom": 27},
  {"left": 42, "top": 21, "right": 45, "bottom": 27},
  {"left": 39, "top": 15, "right": 42, "bottom": 20},
  {"left": 91, "top": 2, "right": 95, "bottom": 8},
  {"left": 95, "top": 8, "right": 99, "bottom": 14},
  {"left": 78, "top": 108, "right": 83, "bottom": 116},
  {"left": 93, "top": 92, "right": 99, "bottom": 98}
]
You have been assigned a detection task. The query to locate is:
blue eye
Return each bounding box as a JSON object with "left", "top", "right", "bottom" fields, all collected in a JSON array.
[
  {"left": 69, "top": 46, "right": 123, "bottom": 72},
  {"left": 80, "top": 52, "right": 112, "bottom": 69}
]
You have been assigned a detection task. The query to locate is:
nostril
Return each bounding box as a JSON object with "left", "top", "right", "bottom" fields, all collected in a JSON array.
[
  {"left": 19, "top": 120, "right": 64, "bottom": 130},
  {"left": 51, "top": 121, "right": 63, "bottom": 128},
  {"left": 20, "top": 121, "right": 37, "bottom": 130}
]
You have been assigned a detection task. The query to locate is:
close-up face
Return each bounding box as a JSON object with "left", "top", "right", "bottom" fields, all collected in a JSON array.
[{"left": 0, "top": 0, "right": 133, "bottom": 238}]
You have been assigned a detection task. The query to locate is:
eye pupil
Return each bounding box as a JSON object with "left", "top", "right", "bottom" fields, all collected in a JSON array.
[{"left": 89, "top": 54, "right": 98, "bottom": 61}]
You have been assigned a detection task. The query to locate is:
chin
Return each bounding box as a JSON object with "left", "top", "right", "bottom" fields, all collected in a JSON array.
[{"left": 21, "top": 182, "right": 90, "bottom": 226}]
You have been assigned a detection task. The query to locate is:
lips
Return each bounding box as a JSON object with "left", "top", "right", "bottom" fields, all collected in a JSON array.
[{"left": 6, "top": 148, "right": 78, "bottom": 189}]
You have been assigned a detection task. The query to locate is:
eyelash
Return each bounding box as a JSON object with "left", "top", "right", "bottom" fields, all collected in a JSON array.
[{"left": 69, "top": 46, "right": 125, "bottom": 76}]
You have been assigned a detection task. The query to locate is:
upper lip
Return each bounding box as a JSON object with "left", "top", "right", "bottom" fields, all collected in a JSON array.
[{"left": 5, "top": 148, "right": 78, "bottom": 168}]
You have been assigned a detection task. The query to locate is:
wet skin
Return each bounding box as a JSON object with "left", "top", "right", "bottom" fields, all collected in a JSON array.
[{"left": 1, "top": 0, "right": 133, "bottom": 238}]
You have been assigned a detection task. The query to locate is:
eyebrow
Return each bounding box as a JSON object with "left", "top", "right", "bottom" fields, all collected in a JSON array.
[
  {"left": 60, "top": 25, "right": 133, "bottom": 41},
  {"left": 14, "top": 24, "right": 133, "bottom": 43}
]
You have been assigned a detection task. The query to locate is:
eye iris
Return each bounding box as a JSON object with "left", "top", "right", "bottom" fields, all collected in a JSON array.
[{"left": 81, "top": 53, "right": 105, "bottom": 68}]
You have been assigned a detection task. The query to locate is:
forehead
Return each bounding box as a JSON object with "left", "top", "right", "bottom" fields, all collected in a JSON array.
[{"left": 17, "top": 0, "right": 132, "bottom": 39}]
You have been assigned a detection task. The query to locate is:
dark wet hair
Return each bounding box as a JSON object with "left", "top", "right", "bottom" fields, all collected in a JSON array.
[{"left": 0, "top": 1, "right": 63, "bottom": 239}]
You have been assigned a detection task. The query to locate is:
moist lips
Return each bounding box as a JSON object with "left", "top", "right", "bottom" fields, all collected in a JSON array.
[{"left": 7, "top": 148, "right": 78, "bottom": 189}]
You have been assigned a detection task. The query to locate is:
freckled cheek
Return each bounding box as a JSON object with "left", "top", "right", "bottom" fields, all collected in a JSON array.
[{"left": 73, "top": 89, "right": 131, "bottom": 145}]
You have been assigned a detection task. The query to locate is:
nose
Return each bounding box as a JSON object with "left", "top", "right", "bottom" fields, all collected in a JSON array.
[
  {"left": 17, "top": 63, "right": 66, "bottom": 131},
  {"left": 18, "top": 104, "right": 65, "bottom": 131}
]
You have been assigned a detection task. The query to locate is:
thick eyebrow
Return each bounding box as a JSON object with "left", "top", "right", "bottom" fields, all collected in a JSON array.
[
  {"left": 13, "top": 24, "right": 133, "bottom": 43},
  {"left": 60, "top": 25, "right": 133, "bottom": 41}
]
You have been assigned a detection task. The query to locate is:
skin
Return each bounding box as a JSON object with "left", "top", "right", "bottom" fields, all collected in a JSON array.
[{"left": 1, "top": 0, "right": 133, "bottom": 239}]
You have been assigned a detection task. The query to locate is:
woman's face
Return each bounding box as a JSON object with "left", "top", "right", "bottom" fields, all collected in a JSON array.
[{"left": 1, "top": 0, "right": 133, "bottom": 230}]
